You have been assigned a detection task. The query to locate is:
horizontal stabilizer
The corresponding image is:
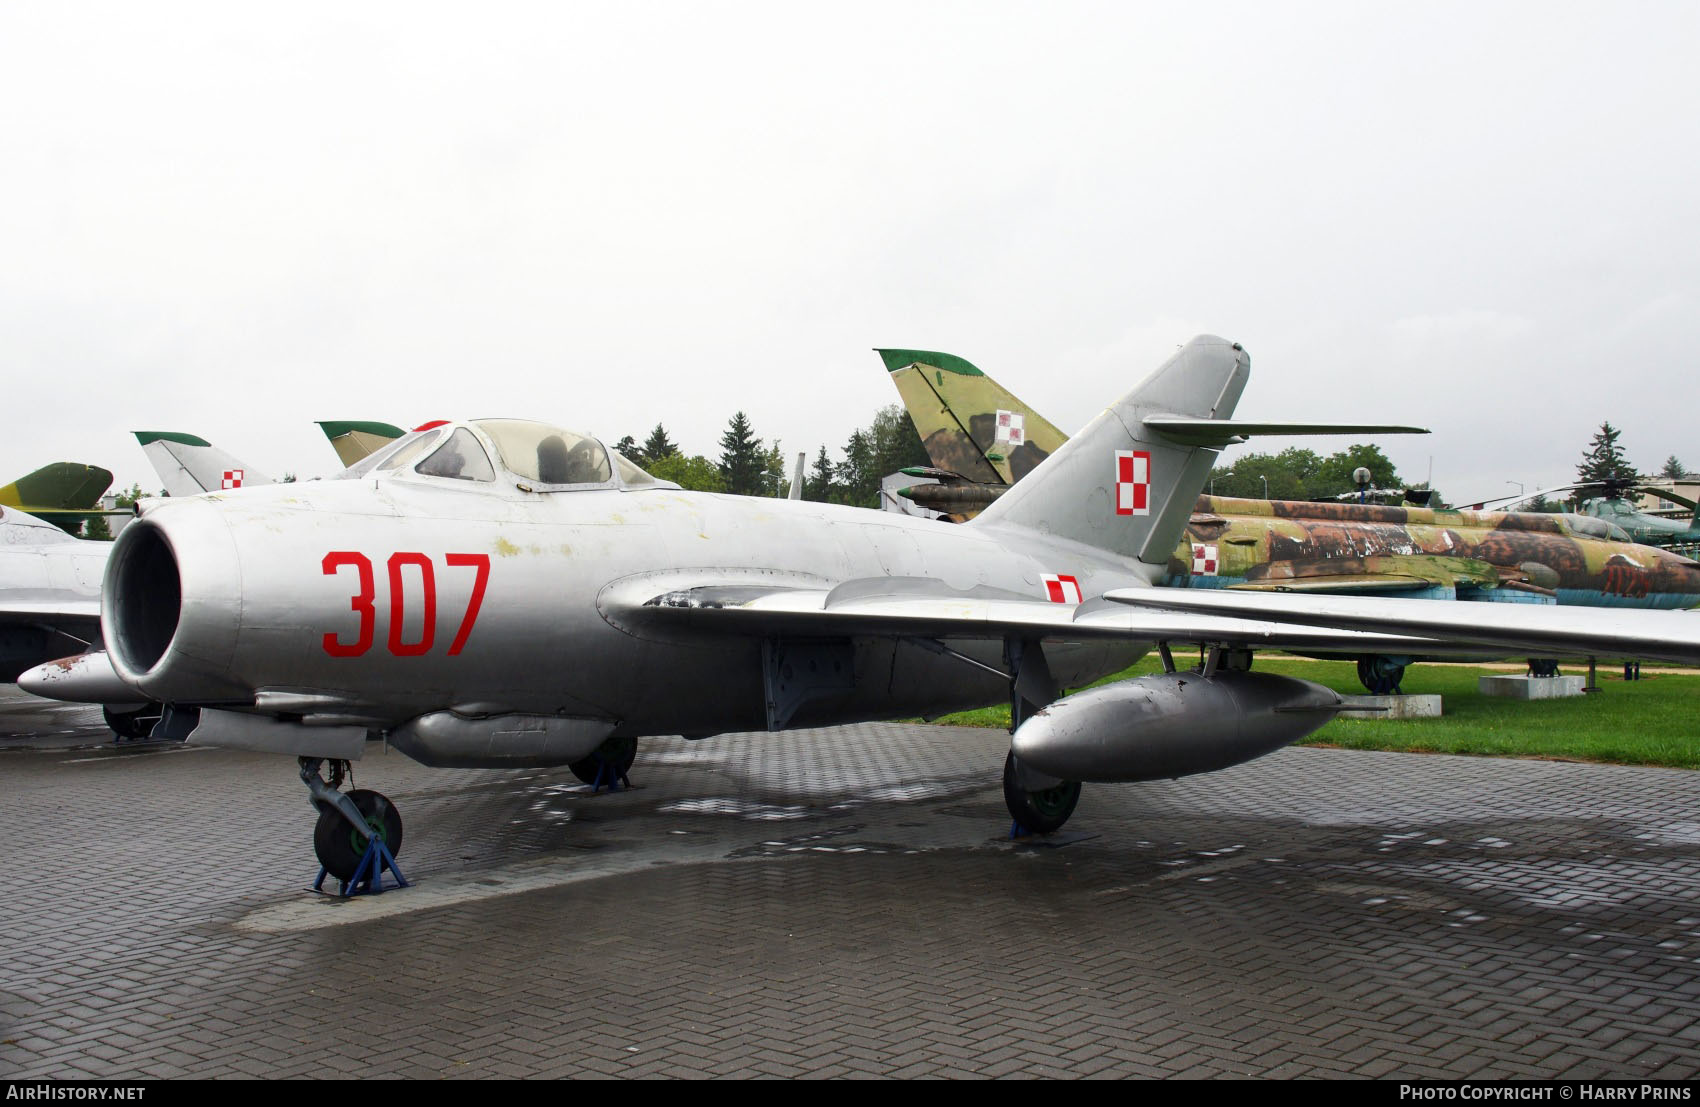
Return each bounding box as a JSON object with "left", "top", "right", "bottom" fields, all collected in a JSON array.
[{"left": 1143, "top": 417, "right": 1428, "bottom": 448}]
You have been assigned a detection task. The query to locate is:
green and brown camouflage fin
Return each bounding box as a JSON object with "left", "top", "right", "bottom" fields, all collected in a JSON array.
[
  {"left": 318, "top": 421, "right": 407, "bottom": 467},
  {"left": 876, "top": 349, "right": 1068, "bottom": 487}
]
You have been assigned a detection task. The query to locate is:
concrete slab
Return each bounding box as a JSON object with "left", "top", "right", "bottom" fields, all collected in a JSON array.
[
  {"left": 1479, "top": 675, "right": 1587, "bottom": 700},
  {"left": 1339, "top": 693, "right": 1443, "bottom": 719}
]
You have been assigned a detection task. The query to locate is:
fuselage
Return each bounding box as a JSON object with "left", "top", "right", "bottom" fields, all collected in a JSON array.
[{"left": 103, "top": 474, "right": 1148, "bottom": 738}]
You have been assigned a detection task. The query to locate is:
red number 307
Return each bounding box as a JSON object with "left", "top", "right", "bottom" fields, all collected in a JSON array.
[{"left": 321, "top": 552, "right": 490, "bottom": 658}]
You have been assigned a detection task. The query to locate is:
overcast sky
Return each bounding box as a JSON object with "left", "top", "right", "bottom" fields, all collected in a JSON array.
[{"left": 3, "top": 2, "right": 1696, "bottom": 504}]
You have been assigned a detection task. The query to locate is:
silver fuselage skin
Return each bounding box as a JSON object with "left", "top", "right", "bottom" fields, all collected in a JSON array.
[
  {"left": 0, "top": 510, "right": 108, "bottom": 681},
  {"left": 108, "top": 474, "right": 1150, "bottom": 738}
]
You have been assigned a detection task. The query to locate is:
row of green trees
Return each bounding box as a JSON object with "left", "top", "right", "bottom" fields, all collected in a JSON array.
[
  {"left": 614, "top": 405, "right": 929, "bottom": 507},
  {"left": 1204, "top": 444, "right": 1414, "bottom": 503}
]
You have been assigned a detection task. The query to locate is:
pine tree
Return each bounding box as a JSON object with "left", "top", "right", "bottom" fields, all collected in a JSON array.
[
  {"left": 717, "top": 412, "right": 765, "bottom": 496},
  {"left": 614, "top": 435, "right": 642, "bottom": 463},
  {"left": 807, "top": 445, "right": 836, "bottom": 502},
  {"left": 762, "top": 440, "right": 788, "bottom": 497},
  {"left": 642, "top": 423, "right": 679, "bottom": 463},
  {"left": 1576, "top": 422, "right": 1638, "bottom": 486},
  {"left": 835, "top": 429, "right": 875, "bottom": 507},
  {"left": 1660, "top": 455, "right": 1688, "bottom": 480}
]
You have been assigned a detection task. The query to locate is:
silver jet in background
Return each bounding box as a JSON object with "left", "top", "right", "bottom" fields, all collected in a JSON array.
[{"left": 29, "top": 337, "right": 1700, "bottom": 879}]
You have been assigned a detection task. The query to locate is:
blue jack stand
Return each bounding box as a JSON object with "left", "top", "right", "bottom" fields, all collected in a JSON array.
[
  {"left": 313, "top": 836, "right": 410, "bottom": 897},
  {"left": 1009, "top": 821, "right": 1034, "bottom": 839},
  {"left": 590, "top": 757, "right": 631, "bottom": 794}
]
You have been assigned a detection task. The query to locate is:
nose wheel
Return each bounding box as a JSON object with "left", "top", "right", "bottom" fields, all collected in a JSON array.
[
  {"left": 300, "top": 758, "right": 409, "bottom": 893},
  {"left": 313, "top": 789, "right": 404, "bottom": 881}
]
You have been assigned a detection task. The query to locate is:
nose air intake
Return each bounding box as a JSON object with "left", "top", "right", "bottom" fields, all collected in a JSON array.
[{"left": 106, "top": 523, "right": 182, "bottom": 675}]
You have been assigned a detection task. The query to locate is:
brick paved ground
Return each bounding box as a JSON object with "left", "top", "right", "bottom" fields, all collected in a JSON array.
[{"left": 1, "top": 689, "right": 1698, "bottom": 1078}]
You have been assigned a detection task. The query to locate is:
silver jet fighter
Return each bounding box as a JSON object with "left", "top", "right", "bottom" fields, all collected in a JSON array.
[{"left": 27, "top": 337, "right": 1700, "bottom": 879}]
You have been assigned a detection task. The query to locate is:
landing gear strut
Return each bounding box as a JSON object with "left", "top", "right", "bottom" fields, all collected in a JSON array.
[{"left": 300, "top": 758, "right": 405, "bottom": 886}]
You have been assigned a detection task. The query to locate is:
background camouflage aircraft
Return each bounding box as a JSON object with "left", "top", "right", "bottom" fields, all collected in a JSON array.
[
  {"left": 881, "top": 350, "right": 1700, "bottom": 691},
  {"left": 0, "top": 462, "right": 116, "bottom": 535}
]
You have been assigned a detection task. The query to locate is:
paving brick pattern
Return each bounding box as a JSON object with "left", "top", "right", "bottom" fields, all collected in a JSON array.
[{"left": 1, "top": 695, "right": 1698, "bottom": 1078}]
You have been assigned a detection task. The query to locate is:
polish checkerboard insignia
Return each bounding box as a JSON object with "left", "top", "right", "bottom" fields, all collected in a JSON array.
[
  {"left": 1041, "top": 573, "right": 1082, "bottom": 604},
  {"left": 1191, "top": 544, "right": 1219, "bottom": 575},
  {"left": 221, "top": 469, "right": 244, "bottom": 490},
  {"left": 994, "top": 410, "right": 1025, "bottom": 446},
  {"left": 1115, "top": 450, "right": 1149, "bottom": 516}
]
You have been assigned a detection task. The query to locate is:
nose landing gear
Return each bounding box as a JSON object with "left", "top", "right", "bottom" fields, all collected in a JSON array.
[{"left": 299, "top": 758, "right": 408, "bottom": 894}]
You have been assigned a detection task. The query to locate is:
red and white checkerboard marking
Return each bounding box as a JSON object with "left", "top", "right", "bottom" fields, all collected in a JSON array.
[
  {"left": 1191, "top": 543, "right": 1219, "bottom": 575},
  {"left": 1115, "top": 450, "right": 1149, "bottom": 516},
  {"left": 1041, "top": 573, "right": 1082, "bottom": 604},
  {"left": 221, "top": 469, "right": 244, "bottom": 489},
  {"left": 994, "top": 410, "right": 1025, "bottom": 446}
]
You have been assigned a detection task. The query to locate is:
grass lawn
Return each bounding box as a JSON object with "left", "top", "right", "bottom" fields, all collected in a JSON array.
[{"left": 922, "top": 655, "right": 1700, "bottom": 770}]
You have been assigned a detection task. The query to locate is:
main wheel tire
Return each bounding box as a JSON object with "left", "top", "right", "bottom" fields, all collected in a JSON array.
[
  {"left": 1528, "top": 658, "right": 1560, "bottom": 678},
  {"left": 1002, "top": 751, "right": 1081, "bottom": 834},
  {"left": 103, "top": 702, "right": 164, "bottom": 741},
  {"left": 312, "top": 789, "right": 403, "bottom": 882},
  {"left": 1356, "top": 656, "right": 1406, "bottom": 695},
  {"left": 569, "top": 736, "right": 638, "bottom": 786}
]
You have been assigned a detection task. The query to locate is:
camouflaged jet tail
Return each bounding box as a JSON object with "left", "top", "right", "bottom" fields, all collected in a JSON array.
[
  {"left": 133, "top": 432, "right": 273, "bottom": 497},
  {"left": 317, "top": 420, "right": 407, "bottom": 468},
  {"left": 970, "top": 336, "right": 1250, "bottom": 567},
  {"left": 0, "top": 463, "right": 114, "bottom": 514},
  {"left": 878, "top": 349, "right": 1070, "bottom": 486}
]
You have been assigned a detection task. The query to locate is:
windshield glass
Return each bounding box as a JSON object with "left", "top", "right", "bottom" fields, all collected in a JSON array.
[
  {"left": 613, "top": 451, "right": 657, "bottom": 487},
  {"left": 416, "top": 427, "right": 496, "bottom": 482},
  {"left": 475, "top": 419, "right": 612, "bottom": 485},
  {"left": 376, "top": 427, "right": 448, "bottom": 472}
]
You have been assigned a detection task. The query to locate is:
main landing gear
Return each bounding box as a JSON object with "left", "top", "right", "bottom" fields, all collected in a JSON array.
[
  {"left": 1357, "top": 655, "right": 1407, "bottom": 695},
  {"left": 300, "top": 757, "right": 407, "bottom": 892},
  {"left": 1003, "top": 751, "right": 1081, "bottom": 834},
  {"left": 1000, "top": 636, "right": 1082, "bottom": 837}
]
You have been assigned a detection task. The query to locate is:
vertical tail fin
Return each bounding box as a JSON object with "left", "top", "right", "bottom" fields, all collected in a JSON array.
[
  {"left": 970, "top": 336, "right": 1249, "bottom": 566},
  {"left": 877, "top": 349, "right": 1070, "bottom": 485},
  {"left": 134, "top": 432, "right": 274, "bottom": 497},
  {"left": 788, "top": 452, "right": 805, "bottom": 500}
]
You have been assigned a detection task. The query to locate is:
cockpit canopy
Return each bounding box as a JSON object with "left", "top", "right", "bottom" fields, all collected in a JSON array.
[
  {"left": 1564, "top": 514, "right": 1633, "bottom": 543},
  {"left": 342, "top": 419, "right": 667, "bottom": 491}
]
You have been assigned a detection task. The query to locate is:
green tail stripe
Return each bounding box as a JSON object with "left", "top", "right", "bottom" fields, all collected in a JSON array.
[
  {"left": 133, "top": 431, "right": 211, "bottom": 447},
  {"left": 317, "top": 420, "right": 406, "bottom": 440},
  {"left": 875, "top": 349, "right": 985, "bottom": 376}
]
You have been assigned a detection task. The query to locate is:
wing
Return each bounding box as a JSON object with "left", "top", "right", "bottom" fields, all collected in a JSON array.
[
  {"left": 612, "top": 574, "right": 1700, "bottom": 666},
  {"left": 611, "top": 575, "right": 1489, "bottom": 658},
  {"left": 1103, "top": 587, "right": 1700, "bottom": 665}
]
